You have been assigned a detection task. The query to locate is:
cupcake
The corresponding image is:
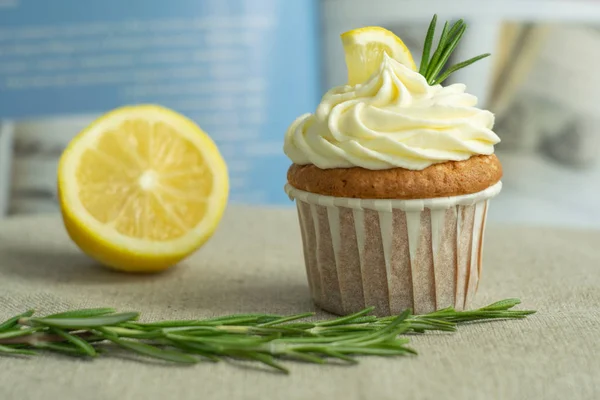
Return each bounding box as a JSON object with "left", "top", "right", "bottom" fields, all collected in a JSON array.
[{"left": 283, "top": 19, "right": 502, "bottom": 316}]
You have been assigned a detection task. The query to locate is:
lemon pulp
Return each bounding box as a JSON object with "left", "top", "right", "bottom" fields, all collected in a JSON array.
[
  {"left": 341, "top": 26, "right": 416, "bottom": 85},
  {"left": 58, "top": 104, "right": 229, "bottom": 272}
]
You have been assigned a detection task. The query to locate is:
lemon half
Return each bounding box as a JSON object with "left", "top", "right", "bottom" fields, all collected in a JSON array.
[
  {"left": 341, "top": 26, "right": 417, "bottom": 86},
  {"left": 58, "top": 105, "right": 229, "bottom": 273}
]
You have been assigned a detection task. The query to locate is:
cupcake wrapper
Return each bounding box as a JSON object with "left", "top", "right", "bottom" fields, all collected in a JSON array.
[{"left": 286, "top": 182, "right": 502, "bottom": 316}]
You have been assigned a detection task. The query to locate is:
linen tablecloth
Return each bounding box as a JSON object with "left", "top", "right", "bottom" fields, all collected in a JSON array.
[{"left": 0, "top": 206, "right": 598, "bottom": 400}]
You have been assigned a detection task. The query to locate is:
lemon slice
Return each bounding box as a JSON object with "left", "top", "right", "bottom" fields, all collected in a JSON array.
[
  {"left": 57, "top": 104, "right": 229, "bottom": 273},
  {"left": 341, "top": 26, "right": 417, "bottom": 85}
]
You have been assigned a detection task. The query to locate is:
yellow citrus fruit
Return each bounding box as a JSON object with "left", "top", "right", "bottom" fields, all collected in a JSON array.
[
  {"left": 57, "top": 104, "right": 229, "bottom": 273},
  {"left": 341, "top": 26, "right": 417, "bottom": 85}
]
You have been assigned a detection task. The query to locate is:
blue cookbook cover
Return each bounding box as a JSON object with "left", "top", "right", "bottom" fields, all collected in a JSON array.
[{"left": 0, "top": 0, "right": 320, "bottom": 214}]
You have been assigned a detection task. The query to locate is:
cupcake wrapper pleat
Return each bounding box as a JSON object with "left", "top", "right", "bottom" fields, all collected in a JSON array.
[{"left": 295, "top": 199, "right": 490, "bottom": 316}]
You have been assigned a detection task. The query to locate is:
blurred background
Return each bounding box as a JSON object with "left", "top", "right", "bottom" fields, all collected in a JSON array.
[{"left": 0, "top": 0, "right": 599, "bottom": 229}]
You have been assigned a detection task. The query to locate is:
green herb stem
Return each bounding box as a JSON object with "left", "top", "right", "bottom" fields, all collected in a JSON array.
[
  {"left": 0, "top": 300, "right": 535, "bottom": 373},
  {"left": 418, "top": 15, "right": 491, "bottom": 85}
]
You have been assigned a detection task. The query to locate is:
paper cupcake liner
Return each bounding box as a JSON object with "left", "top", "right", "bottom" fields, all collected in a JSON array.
[{"left": 286, "top": 182, "right": 502, "bottom": 316}]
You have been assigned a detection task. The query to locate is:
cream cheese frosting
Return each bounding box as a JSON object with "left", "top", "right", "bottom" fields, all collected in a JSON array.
[{"left": 284, "top": 54, "right": 500, "bottom": 170}]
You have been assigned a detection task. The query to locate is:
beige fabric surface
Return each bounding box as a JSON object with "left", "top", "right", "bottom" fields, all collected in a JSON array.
[{"left": 0, "top": 206, "right": 599, "bottom": 400}]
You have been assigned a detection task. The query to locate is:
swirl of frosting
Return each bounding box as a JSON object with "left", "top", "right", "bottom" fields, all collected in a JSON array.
[{"left": 284, "top": 53, "right": 500, "bottom": 170}]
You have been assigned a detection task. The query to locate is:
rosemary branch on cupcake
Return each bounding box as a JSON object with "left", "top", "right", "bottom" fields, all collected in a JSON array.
[
  {"left": 0, "top": 299, "right": 534, "bottom": 373},
  {"left": 419, "top": 14, "right": 491, "bottom": 85}
]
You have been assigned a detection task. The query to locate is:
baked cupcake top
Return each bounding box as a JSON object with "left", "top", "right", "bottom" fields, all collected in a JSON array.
[
  {"left": 284, "top": 20, "right": 503, "bottom": 199},
  {"left": 287, "top": 154, "right": 502, "bottom": 199},
  {"left": 284, "top": 53, "right": 500, "bottom": 171}
]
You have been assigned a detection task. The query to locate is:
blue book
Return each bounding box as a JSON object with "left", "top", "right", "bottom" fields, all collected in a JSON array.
[{"left": 0, "top": 0, "right": 320, "bottom": 211}]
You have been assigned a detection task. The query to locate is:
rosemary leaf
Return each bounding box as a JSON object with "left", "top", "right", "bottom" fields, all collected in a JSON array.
[
  {"left": 250, "top": 326, "right": 311, "bottom": 336},
  {"left": 0, "top": 327, "right": 41, "bottom": 340},
  {"left": 135, "top": 315, "right": 278, "bottom": 328},
  {"left": 174, "top": 334, "right": 274, "bottom": 348},
  {"left": 339, "top": 310, "right": 410, "bottom": 345},
  {"left": 446, "top": 19, "right": 465, "bottom": 41},
  {"left": 317, "top": 307, "right": 375, "bottom": 327},
  {"left": 258, "top": 312, "right": 315, "bottom": 327},
  {"left": 432, "top": 53, "right": 491, "bottom": 85},
  {"left": 427, "top": 23, "right": 467, "bottom": 85},
  {"left": 102, "top": 326, "right": 164, "bottom": 339},
  {"left": 0, "top": 344, "right": 37, "bottom": 356},
  {"left": 418, "top": 14, "right": 438, "bottom": 75},
  {"left": 162, "top": 326, "right": 222, "bottom": 336},
  {"left": 270, "top": 334, "right": 365, "bottom": 345},
  {"left": 407, "top": 321, "right": 456, "bottom": 333},
  {"left": 414, "top": 317, "right": 456, "bottom": 327},
  {"left": 51, "top": 328, "right": 97, "bottom": 356},
  {"left": 424, "top": 20, "right": 450, "bottom": 80},
  {"left": 376, "top": 343, "right": 419, "bottom": 355},
  {"left": 286, "top": 351, "right": 326, "bottom": 364},
  {"left": 204, "top": 314, "right": 282, "bottom": 322},
  {"left": 166, "top": 339, "right": 221, "bottom": 362},
  {"left": 380, "top": 309, "right": 411, "bottom": 330},
  {"left": 0, "top": 310, "right": 34, "bottom": 332},
  {"left": 34, "top": 342, "right": 90, "bottom": 356},
  {"left": 29, "top": 312, "right": 139, "bottom": 329},
  {"left": 44, "top": 308, "right": 116, "bottom": 319},
  {"left": 132, "top": 320, "right": 211, "bottom": 328},
  {"left": 322, "top": 349, "right": 358, "bottom": 363},
  {"left": 439, "top": 310, "right": 535, "bottom": 323},
  {"left": 237, "top": 352, "right": 289, "bottom": 374},
  {"left": 107, "top": 337, "right": 198, "bottom": 364},
  {"left": 332, "top": 346, "right": 412, "bottom": 356},
  {"left": 311, "top": 325, "right": 376, "bottom": 335},
  {"left": 422, "top": 306, "right": 455, "bottom": 316},
  {"left": 206, "top": 316, "right": 275, "bottom": 326},
  {"left": 342, "top": 316, "right": 379, "bottom": 324},
  {"left": 480, "top": 298, "right": 522, "bottom": 311}
]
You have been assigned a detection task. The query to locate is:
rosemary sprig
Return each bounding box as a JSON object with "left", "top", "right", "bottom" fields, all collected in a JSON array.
[
  {"left": 418, "top": 14, "right": 437, "bottom": 76},
  {"left": 419, "top": 14, "right": 491, "bottom": 85},
  {"left": 0, "top": 299, "right": 534, "bottom": 373}
]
